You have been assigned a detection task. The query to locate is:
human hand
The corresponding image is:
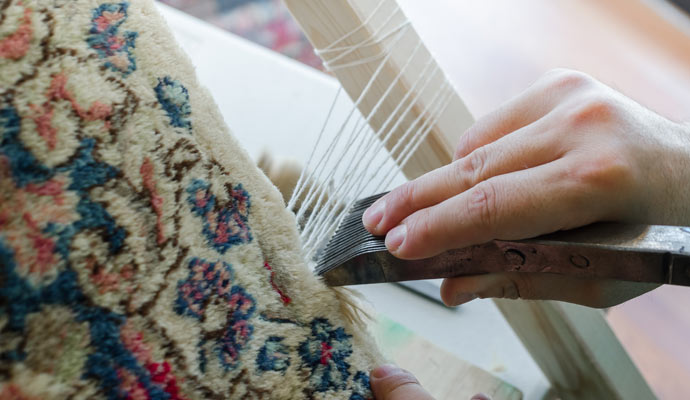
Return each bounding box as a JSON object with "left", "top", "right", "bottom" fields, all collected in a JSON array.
[
  {"left": 370, "top": 364, "right": 491, "bottom": 400},
  {"left": 362, "top": 69, "right": 690, "bottom": 307}
]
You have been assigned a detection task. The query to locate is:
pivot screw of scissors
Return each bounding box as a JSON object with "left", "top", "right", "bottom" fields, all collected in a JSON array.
[
  {"left": 570, "top": 254, "right": 590, "bottom": 269},
  {"left": 504, "top": 249, "right": 526, "bottom": 266}
]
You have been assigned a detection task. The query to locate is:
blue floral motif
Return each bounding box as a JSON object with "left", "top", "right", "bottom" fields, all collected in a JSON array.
[
  {"left": 0, "top": 105, "right": 52, "bottom": 186},
  {"left": 174, "top": 258, "right": 234, "bottom": 319},
  {"left": 155, "top": 77, "right": 192, "bottom": 131},
  {"left": 350, "top": 371, "right": 373, "bottom": 400},
  {"left": 0, "top": 239, "right": 173, "bottom": 400},
  {"left": 186, "top": 179, "right": 252, "bottom": 254},
  {"left": 0, "top": 99, "right": 172, "bottom": 399},
  {"left": 86, "top": 3, "right": 138, "bottom": 76},
  {"left": 175, "top": 257, "right": 256, "bottom": 371},
  {"left": 0, "top": 104, "right": 125, "bottom": 260},
  {"left": 257, "top": 336, "right": 290, "bottom": 373},
  {"left": 298, "top": 318, "right": 353, "bottom": 392},
  {"left": 198, "top": 339, "right": 208, "bottom": 373}
]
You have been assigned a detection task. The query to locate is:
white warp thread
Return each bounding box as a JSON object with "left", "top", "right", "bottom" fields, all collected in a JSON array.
[
  {"left": 289, "top": 24, "right": 409, "bottom": 223},
  {"left": 288, "top": 0, "right": 457, "bottom": 261},
  {"left": 300, "top": 61, "right": 442, "bottom": 251}
]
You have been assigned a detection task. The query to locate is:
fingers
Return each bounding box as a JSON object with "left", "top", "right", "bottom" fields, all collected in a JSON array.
[
  {"left": 363, "top": 69, "right": 602, "bottom": 240},
  {"left": 370, "top": 365, "right": 494, "bottom": 400},
  {"left": 370, "top": 365, "right": 434, "bottom": 400},
  {"left": 454, "top": 69, "right": 594, "bottom": 160},
  {"left": 440, "top": 272, "right": 660, "bottom": 308},
  {"left": 387, "top": 159, "right": 594, "bottom": 260},
  {"left": 364, "top": 117, "right": 563, "bottom": 235}
]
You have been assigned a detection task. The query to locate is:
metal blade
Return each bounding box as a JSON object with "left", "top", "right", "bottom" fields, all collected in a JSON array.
[{"left": 317, "top": 193, "right": 690, "bottom": 287}]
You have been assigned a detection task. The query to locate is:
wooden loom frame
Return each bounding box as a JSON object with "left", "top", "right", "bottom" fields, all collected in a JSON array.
[{"left": 283, "top": 0, "right": 656, "bottom": 398}]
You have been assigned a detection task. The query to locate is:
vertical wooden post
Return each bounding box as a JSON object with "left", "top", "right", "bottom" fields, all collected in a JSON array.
[
  {"left": 284, "top": 1, "right": 655, "bottom": 398},
  {"left": 494, "top": 300, "right": 656, "bottom": 399},
  {"left": 284, "top": 0, "right": 473, "bottom": 179}
]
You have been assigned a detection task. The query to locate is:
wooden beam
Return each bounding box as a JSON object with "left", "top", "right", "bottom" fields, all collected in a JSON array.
[
  {"left": 284, "top": 1, "right": 655, "bottom": 398},
  {"left": 375, "top": 315, "right": 523, "bottom": 400},
  {"left": 495, "top": 300, "right": 656, "bottom": 399},
  {"left": 284, "top": 0, "right": 473, "bottom": 179}
]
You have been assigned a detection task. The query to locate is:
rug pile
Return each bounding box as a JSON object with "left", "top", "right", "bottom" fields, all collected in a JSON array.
[{"left": 0, "top": 1, "right": 380, "bottom": 398}]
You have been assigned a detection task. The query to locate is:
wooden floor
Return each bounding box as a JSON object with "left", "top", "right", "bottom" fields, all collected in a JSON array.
[
  {"left": 397, "top": 1, "right": 690, "bottom": 398},
  {"left": 608, "top": 286, "right": 690, "bottom": 397}
]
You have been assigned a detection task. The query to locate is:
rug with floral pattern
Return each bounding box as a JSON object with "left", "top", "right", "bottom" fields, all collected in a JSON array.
[
  {"left": 0, "top": 1, "right": 380, "bottom": 398},
  {"left": 158, "top": 0, "right": 323, "bottom": 70}
]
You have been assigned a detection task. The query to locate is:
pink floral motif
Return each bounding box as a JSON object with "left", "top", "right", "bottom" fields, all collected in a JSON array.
[
  {"left": 93, "top": 11, "right": 126, "bottom": 33},
  {"left": 26, "top": 178, "right": 65, "bottom": 204},
  {"left": 87, "top": 3, "right": 137, "bottom": 75},
  {"left": 263, "top": 262, "right": 291, "bottom": 305},
  {"left": 23, "top": 213, "right": 57, "bottom": 276},
  {"left": 0, "top": 160, "right": 78, "bottom": 279},
  {"left": 120, "top": 322, "right": 187, "bottom": 400},
  {"left": 28, "top": 73, "right": 112, "bottom": 149},
  {"left": 28, "top": 103, "right": 57, "bottom": 149},
  {"left": 175, "top": 258, "right": 256, "bottom": 371},
  {"left": 121, "top": 322, "right": 154, "bottom": 363},
  {"left": 140, "top": 158, "right": 166, "bottom": 244},
  {"left": 298, "top": 318, "right": 353, "bottom": 393},
  {"left": 85, "top": 258, "right": 135, "bottom": 294},
  {"left": 0, "top": 5, "right": 33, "bottom": 60},
  {"left": 186, "top": 179, "right": 252, "bottom": 254},
  {"left": 0, "top": 383, "right": 41, "bottom": 400},
  {"left": 116, "top": 368, "right": 149, "bottom": 400},
  {"left": 148, "top": 362, "right": 184, "bottom": 400}
]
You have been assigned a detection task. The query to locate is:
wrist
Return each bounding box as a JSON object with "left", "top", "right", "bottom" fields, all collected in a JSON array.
[{"left": 648, "top": 120, "right": 690, "bottom": 225}]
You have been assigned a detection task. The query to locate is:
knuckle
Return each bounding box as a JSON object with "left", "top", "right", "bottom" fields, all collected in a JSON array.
[
  {"left": 501, "top": 279, "right": 520, "bottom": 300},
  {"left": 392, "top": 181, "right": 418, "bottom": 208},
  {"left": 455, "top": 129, "right": 475, "bottom": 160},
  {"left": 476, "top": 274, "right": 533, "bottom": 300},
  {"left": 467, "top": 181, "right": 499, "bottom": 233},
  {"left": 474, "top": 275, "right": 523, "bottom": 300},
  {"left": 405, "top": 211, "right": 434, "bottom": 246},
  {"left": 544, "top": 67, "right": 575, "bottom": 78},
  {"left": 469, "top": 148, "right": 487, "bottom": 177},
  {"left": 373, "top": 368, "right": 421, "bottom": 400},
  {"left": 475, "top": 286, "right": 495, "bottom": 300},
  {"left": 572, "top": 152, "right": 632, "bottom": 190},
  {"left": 393, "top": 369, "right": 420, "bottom": 386},
  {"left": 386, "top": 371, "right": 421, "bottom": 396},
  {"left": 566, "top": 94, "right": 618, "bottom": 127},
  {"left": 462, "top": 147, "right": 488, "bottom": 186},
  {"left": 544, "top": 68, "right": 594, "bottom": 92},
  {"left": 446, "top": 159, "right": 465, "bottom": 191},
  {"left": 510, "top": 273, "right": 536, "bottom": 299}
]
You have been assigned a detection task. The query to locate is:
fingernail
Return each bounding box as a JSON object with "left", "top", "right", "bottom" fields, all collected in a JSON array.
[
  {"left": 362, "top": 200, "right": 385, "bottom": 229},
  {"left": 371, "top": 364, "right": 401, "bottom": 379},
  {"left": 471, "top": 393, "right": 492, "bottom": 400},
  {"left": 385, "top": 224, "right": 406, "bottom": 252},
  {"left": 453, "top": 293, "right": 477, "bottom": 306}
]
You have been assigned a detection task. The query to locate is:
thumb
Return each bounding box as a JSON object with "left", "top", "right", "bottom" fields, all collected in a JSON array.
[{"left": 370, "top": 365, "right": 434, "bottom": 400}]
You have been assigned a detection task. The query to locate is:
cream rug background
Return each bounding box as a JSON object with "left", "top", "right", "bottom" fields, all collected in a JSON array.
[{"left": 0, "top": 0, "right": 381, "bottom": 398}]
